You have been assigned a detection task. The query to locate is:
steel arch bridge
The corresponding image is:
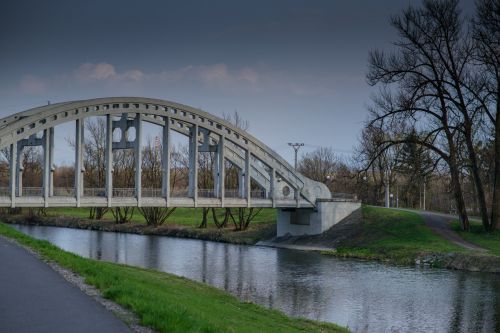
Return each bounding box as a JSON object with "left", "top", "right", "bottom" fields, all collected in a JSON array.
[{"left": 0, "top": 97, "right": 359, "bottom": 236}]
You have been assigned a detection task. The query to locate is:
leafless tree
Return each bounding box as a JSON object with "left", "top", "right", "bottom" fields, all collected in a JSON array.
[
  {"left": 298, "top": 147, "right": 339, "bottom": 183},
  {"left": 223, "top": 110, "right": 249, "bottom": 131},
  {"left": 473, "top": 0, "right": 500, "bottom": 230},
  {"left": 365, "top": 0, "right": 484, "bottom": 230},
  {"left": 70, "top": 117, "right": 109, "bottom": 219},
  {"left": 139, "top": 137, "right": 176, "bottom": 226}
]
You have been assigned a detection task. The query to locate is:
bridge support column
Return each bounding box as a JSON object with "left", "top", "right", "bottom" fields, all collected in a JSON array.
[
  {"left": 270, "top": 168, "right": 276, "bottom": 208},
  {"left": 238, "top": 169, "right": 244, "bottom": 198},
  {"left": 188, "top": 124, "right": 198, "bottom": 206},
  {"left": 105, "top": 114, "right": 113, "bottom": 207},
  {"left": 213, "top": 148, "right": 220, "bottom": 198},
  {"left": 162, "top": 116, "right": 171, "bottom": 204},
  {"left": 218, "top": 136, "right": 225, "bottom": 206},
  {"left": 10, "top": 143, "right": 16, "bottom": 207},
  {"left": 16, "top": 145, "right": 22, "bottom": 197},
  {"left": 245, "top": 149, "right": 251, "bottom": 207},
  {"left": 43, "top": 128, "right": 51, "bottom": 206},
  {"left": 135, "top": 113, "right": 142, "bottom": 206},
  {"left": 295, "top": 186, "right": 300, "bottom": 208},
  {"left": 75, "top": 119, "right": 84, "bottom": 206},
  {"left": 49, "top": 127, "right": 54, "bottom": 197}
]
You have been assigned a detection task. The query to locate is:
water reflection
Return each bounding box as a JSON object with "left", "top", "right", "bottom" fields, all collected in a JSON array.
[{"left": 13, "top": 224, "right": 499, "bottom": 333}]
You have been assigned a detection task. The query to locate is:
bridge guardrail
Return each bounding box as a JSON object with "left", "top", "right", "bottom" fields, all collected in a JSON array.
[
  {"left": 84, "top": 188, "right": 106, "bottom": 197},
  {"left": 0, "top": 187, "right": 9, "bottom": 196},
  {"left": 23, "top": 187, "right": 43, "bottom": 196},
  {"left": 330, "top": 193, "right": 358, "bottom": 200},
  {"left": 53, "top": 187, "right": 75, "bottom": 196},
  {"left": 142, "top": 188, "right": 162, "bottom": 197},
  {"left": 113, "top": 188, "right": 136, "bottom": 197}
]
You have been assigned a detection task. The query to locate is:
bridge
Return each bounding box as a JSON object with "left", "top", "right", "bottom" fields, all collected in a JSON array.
[{"left": 0, "top": 97, "right": 359, "bottom": 236}]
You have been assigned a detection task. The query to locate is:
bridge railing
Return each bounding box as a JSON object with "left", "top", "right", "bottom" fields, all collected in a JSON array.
[
  {"left": 331, "top": 192, "right": 358, "bottom": 201},
  {"left": 142, "top": 188, "right": 162, "bottom": 198},
  {"left": 113, "top": 188, "right": 136, "bottom": 197},
  {"left": 171, "top": 189, "right": 189, "bottom": 197},
  {"left": 53, "top": 187, "right": 75, "bottom": 196},
  {"left": 84, "top": 188, "right": 106, "bottom": 197},
  {"left": 0, "top": 186, "right": 9, "bottom": 196},
  {"left": 0, "top": 186, "right": 275, "bottom": 201},
  {"left": 224, "top": 189, "right": 243, "bottom": 199},
  {"left": 250, "top": 189, "right": 267, "bottom": 199},
  {"left": 23, "top": 187, "right": 43, "bottom": 196},
  {"left": 198, "top": 189, "right": 216, "bottom": 198}
]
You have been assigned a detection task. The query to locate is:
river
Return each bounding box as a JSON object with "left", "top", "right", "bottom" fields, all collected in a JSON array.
[{"left": 12, "top": 224, "right": 499, "bottom": 333}]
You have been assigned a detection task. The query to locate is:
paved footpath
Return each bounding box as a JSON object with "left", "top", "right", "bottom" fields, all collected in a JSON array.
[
  {"left": 397, "top": 208, "right": 486, "bottom": 251},
  {"left": 418, "top": 211, "right": 486, "bottom": 251},
  {"left": 0, "top": 236, "right": 132, "bottom": 333}
]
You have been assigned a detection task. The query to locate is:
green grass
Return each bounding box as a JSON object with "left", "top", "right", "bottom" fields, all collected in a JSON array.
[
  {"left": 451, "top": 220, "right": 500, "bottom": 256},
  {"left": 330, "top": 206, "right": 466, "bottom": 264},
  {"left": 38, "top": 207, "right": 277, "bottom": 244},
  {"left": 46, "top": 207, "right": 277, "bottom": 227},
  {"left": 0, "top": 223, "right": 347, "bottom": 333}
]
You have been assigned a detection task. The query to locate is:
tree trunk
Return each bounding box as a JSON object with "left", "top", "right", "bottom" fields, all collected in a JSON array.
[
  {"left": 199, "top": 208, "right": 208, "bottom": 228},
  {"left": 463, "top": 121, "right": 491, "bottom": 231},
  {"left": 491, "top": 93, "right": 500, "bottom": 231},
  {"left": 449, "top": 157, "right": 470, "bottom": 231}
]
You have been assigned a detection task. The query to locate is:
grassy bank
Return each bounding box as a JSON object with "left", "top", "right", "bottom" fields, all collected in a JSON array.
[
  {"left": 8, "top": 207, "right": 277, "bottom": 245},
  {"left": 0, "top": 222, "right": 347, "bottom": 333},
  {"left": 451, "top": 220, "right": 500, "bottom": 256},
  {"left": 327, "top": 206, "right": 467, "bottom": 264},
  {"left": 45, "top": 207, "right": 277, "bottom": 227}
]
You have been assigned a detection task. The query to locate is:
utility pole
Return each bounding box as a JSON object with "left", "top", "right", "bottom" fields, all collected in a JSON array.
[
  {"left": 423, "top": 175, "right": 426, "bottom": 211},
  {"left": 385, "top": 169, "right": 390, "bottom": 208},
  {"left": 288, "top": 142, "right": 304, "bottom": 169}
]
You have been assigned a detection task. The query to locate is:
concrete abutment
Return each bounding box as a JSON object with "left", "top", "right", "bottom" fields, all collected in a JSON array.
[{"left": 277, "top": 199, "right": 361, "bottom": 237}]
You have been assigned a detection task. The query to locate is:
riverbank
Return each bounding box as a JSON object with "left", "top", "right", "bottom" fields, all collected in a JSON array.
[
  {"left": 1, "top": 207, "right": 277, "bottom": 245},
  {"left": 0, "top": 222, "right": 348, "bottom": 333},
  {"left": 292, "top": 206, "right": 500, "bottom": 273},
  {"left": 4, "top": 206, "right": 499, "bottom": 273}
]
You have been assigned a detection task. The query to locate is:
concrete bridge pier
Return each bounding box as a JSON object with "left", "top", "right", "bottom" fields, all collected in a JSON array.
[{"left": 276, "top": 199, "right": 361, "bottom": 237}]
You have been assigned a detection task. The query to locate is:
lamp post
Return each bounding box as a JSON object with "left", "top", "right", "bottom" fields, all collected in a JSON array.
[{"left": 288, "top": 143, "right": 304, "bottom": 169}]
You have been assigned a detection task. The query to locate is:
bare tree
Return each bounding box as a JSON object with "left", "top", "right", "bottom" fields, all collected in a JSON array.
[
  {"left": 366, "top": 0, "right": 480, "bottom": 230},
  {"left": 298, "top": 147, "right": 339, "bottom": 183},
  {"left": 223, "top": 110, "right": 249, "bottom": 131},
  {"left": 76, "top": 117, "right": 109, "bottom": 219},
  {"left": 356, "top": 125, "right": 403, "bottom": 207},
  {"left": 139, "top": 137, "right": 176, "bottom": 226},
  {"left": 473, "top": 0, "right": 500, "bottom": 230},
  {"left": 142, "top": 136, "right": 162, "bottom": 188}
]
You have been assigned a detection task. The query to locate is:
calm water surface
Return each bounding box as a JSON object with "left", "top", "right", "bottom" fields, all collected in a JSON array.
[{"left": 13, "top": 224, "right": 500, "bottom": 333}]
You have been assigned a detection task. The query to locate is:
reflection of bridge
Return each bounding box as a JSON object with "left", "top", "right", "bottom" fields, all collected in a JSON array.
[{"left": 0, "top": 97, "right": 359, "bottom": 235}]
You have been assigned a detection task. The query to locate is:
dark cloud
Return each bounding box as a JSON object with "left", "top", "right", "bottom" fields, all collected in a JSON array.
[{"left": 0, "top": 0, "right": 478, "bottom": 163}]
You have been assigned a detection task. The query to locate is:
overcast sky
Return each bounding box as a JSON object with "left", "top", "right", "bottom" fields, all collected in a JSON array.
[{"left": 0, "top": 0, "right": 475, "bottom": 164}]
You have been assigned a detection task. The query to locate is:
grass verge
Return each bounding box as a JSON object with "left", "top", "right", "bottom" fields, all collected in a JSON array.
[
  {"left": 6, "top": 207, "right": 278, "bottom": 245},
  {"left": 45, "top": 207, "right": 277, "bottom": 227},
  {"left": 0, "top": 222, "right": 347, "bottom": 333},
  {"left": 451, "top": 220, "right": 500, "bottom": 256},
  {"left": 325, "top": 206, "right": 467, "bottom": 264}
]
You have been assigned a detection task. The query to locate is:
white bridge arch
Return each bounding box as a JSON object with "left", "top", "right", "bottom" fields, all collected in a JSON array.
[{"left": 0, "top": 97, "right": 332, "bottom": 210}]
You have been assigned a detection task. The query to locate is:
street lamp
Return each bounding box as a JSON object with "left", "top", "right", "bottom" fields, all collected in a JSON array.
[{"left": 288, "top": 143, "right": 304, "bottom": 169}]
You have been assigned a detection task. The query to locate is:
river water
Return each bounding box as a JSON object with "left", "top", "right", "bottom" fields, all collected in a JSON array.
[{"left": 12, "top": 224, "right": 499, "bottom": 333}]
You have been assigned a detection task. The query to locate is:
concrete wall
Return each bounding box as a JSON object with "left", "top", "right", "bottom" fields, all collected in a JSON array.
[{"left": 277, "top": 200, "right": 361, "bottom": 237}]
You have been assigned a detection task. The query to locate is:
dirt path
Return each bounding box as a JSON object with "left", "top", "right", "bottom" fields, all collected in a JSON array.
[{"left": 416, "top": 211, "right": 486, "bottom": 252}]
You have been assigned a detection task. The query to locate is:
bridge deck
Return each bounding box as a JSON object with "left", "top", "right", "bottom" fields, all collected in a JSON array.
[{"left": 0, "top": 196, "right": 313, "bottom": 208}]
